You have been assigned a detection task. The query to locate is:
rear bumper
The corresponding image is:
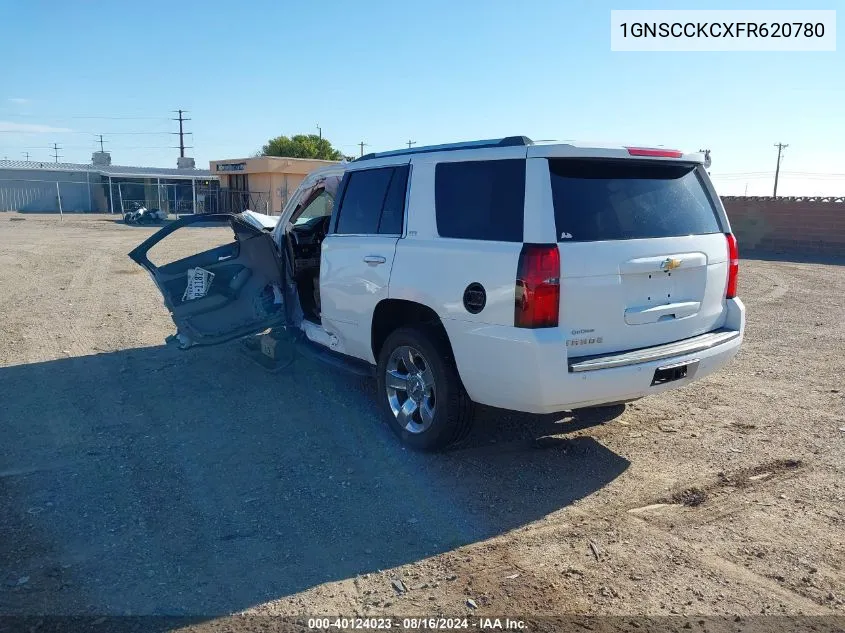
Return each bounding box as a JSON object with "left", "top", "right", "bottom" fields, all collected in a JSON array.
[
  {"left": 568, "top": 328, "right": 740, "bottom": 373},
  {"left": 444, "top": 298, "right": 745, "bottom": 414}
]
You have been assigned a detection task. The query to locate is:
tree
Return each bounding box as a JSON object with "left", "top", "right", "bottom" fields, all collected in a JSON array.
[{"left": 259, "top": 134, "right": 343, "bottom": 160}]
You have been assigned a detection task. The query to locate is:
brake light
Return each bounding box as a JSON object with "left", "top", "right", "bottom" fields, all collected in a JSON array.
[
  {"left": 626, "top": 147, "right": 684, "bottom": 158},
  {"left": 515, "top": 244, "right": 560, "bottom": 328},
  {"left": 726, "top": 233, "right": 739, "bottom": 299}
]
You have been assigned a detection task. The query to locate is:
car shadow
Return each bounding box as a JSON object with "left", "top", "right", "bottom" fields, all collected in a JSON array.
[{"left": 0, "top": 342, "right": 629, "bottom": 617}]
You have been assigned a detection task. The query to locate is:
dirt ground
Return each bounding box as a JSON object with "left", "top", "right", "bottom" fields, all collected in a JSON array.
[{"left": 0, "top": 213, "right": 843, "bottom": 627}]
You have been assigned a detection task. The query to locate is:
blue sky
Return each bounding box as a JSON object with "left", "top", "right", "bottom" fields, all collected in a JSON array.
[{"left": 0, "top": 0, "right": 842, "bottom": 195}]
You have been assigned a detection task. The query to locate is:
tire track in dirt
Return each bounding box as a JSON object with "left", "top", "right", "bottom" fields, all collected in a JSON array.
[
  {"left": 0, "top": 249, "right": 48, "bottom": 309},
  {"left": 52, "top": 247, "right": 111, "bottom": 359},
  {"left": 743, "top": 264, "right": 791, "bottom": 307},
  {"left": 628, "top": 518, "right": 832, "bottom": 615},
  {"left": 490, "top": 458, "right": 836, "bottom": 615},
  {"left": 618, "top": 459, "right": 840, "bottom": 612}
]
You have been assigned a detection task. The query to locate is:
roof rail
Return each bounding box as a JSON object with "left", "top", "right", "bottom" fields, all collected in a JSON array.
[{"left": 355, "top": 136, "right": 533, "bottom": 162}]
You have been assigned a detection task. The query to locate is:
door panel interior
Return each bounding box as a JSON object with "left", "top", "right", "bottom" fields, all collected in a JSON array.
[{"left": 129, "top": 213, "right": 287, "bottom": 347}]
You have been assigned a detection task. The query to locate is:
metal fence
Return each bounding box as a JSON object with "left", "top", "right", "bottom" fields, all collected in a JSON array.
[
  {"left": 0, "top": 177, "right": 271, "bottom": 217},
  {"left": 199, "top": 189, "right": 271, "bottom": 215},
  {"left": 0, "top": 177, "right": 97, "bottom": 213},
  {"left": 0, "top": 177, "right": 191, "bottom": 215},
  {"left": 117, "top": 182, "right": 195, "bottom": 215},
  {"left": 116, "top": 187, "right": 271, "bottom": 216}
]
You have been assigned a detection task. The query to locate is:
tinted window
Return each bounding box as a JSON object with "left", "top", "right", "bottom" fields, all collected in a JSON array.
[
  {"left": 336, "top": 168, "right": 394, "bottom": 235},
  {"left": 435, "top": 159, "right": 525, "bottom": 242},
  {"left": 549, "top": 160, "right": 721, "bottom": 242},
  {"left": 378, "top": 166, "right": 408, "bottom": 235}
]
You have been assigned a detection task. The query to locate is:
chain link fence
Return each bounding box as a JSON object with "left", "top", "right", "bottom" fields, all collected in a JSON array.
[
  {"left": 0, "top": 177, "right": 98, "bottom": 213},
  {"left": 199, "top": 189, "right": 271, "bottom": 215},
  {"left": 0, "top": 176, "right": 270, "bottom": 217}
]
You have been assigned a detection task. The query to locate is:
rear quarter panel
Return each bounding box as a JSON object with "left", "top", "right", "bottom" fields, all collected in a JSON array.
[{"left": 388, "top": 158, "right": 524, "bottom": 327}]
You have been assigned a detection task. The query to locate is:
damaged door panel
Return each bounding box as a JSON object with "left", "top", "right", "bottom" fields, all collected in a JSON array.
[{"left": 128, "top": 213, "right": 287, "bottom": 349}]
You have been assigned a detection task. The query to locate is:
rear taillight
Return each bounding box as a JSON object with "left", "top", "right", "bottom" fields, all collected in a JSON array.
[
  {"left": 726, "top": 233, "right": 739, "bottom": 299},
  {"left": 515, "top": 244, "right": 560, "bottom": 328}
]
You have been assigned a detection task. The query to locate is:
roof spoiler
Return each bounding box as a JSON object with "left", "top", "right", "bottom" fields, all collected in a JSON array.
[{"left": 355, "top": 136, "right": 533, "bottom": 162}]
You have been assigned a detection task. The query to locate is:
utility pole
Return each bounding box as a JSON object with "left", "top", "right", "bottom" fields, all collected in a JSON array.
[
  {"left": 359, "top": 141, "right": 368, "bottom": 157},
  {"left": 172, "top": 109, "right": 191, "bottom": 158},
  {"left": 23, "top": 152, "right": 30, "bottom": 161},
  {"left": 51, "top": 143, "right": 62, "bottom": 163},
  {"left": 773, "top": 142, "right": 788, "bottom": 197},
  {"left": 407, "top": 140, "right": 416, "bottom": 149},
  {"left": 97, "top": 134, "right": 106, "bottom": 152},
  {"left": 317, "top": 123, "right": 322, "bottom": 139}
]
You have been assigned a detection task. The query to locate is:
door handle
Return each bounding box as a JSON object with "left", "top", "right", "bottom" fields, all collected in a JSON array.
[{"left": 363, "top": 255, "right": 387, "bottom": 265}]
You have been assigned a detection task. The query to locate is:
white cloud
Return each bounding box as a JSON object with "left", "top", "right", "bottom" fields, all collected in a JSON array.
[
  {"left": 7, "top": 97, "right": 30, "bottom": 105},
  {"left": 0, "top": 121, "right": 72, "bottom": 134}
]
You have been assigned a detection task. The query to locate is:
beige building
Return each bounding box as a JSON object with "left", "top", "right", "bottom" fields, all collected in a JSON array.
[{"left": 209, "top": 156, "right": 340, "bottom": 214}]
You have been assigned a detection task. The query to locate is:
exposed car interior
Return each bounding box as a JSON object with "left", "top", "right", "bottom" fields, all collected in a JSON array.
[{"left": 285, "top": 188, "right": 334, "bottom": 322}]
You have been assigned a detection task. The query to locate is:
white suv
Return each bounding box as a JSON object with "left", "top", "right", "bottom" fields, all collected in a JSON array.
[{"left": 130, "top": 137, "right": 745, "bottom": 450}]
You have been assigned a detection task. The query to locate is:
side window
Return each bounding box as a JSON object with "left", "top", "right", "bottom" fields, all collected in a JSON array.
[
  {"left": 292, "top": 190, "right": 333, "bottom": 225},
  {"left": 335, "top": 168, "right": 394, "bottom": 235},
  {"left": 435, "top": 159, "right": 525, "bottom": 242},
  {"left": 378, "top": 165, "right": 409, "bottom": 235},
  {"left": 334, "top": 166, "right": 408, "bottom": 235}
]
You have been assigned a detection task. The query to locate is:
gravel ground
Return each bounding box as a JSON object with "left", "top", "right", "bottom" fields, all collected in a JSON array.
[{"left": 0, "top": 213, "right": 843, "bottom": 626}]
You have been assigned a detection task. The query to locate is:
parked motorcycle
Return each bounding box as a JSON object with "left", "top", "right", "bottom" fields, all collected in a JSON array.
[
  {"left": 135, "top": 207, "right": 167, "bottom": 225},
  {"left": 123, "top": 208, "right": 139, "bottom": 224},
  {"left": 124, "top": 206, "right": 167, "bottom": 225}
]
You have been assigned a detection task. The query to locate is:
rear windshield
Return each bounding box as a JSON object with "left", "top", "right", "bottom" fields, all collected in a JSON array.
[{"left": 549, "top": 159, "right": 721, "bottom": 242}]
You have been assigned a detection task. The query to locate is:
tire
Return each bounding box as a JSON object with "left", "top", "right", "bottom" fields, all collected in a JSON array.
[{"left": 376, "top": 326, "right": 473, "bottom": 451}]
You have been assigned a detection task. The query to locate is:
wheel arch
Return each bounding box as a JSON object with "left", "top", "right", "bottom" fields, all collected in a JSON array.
[{"left": 371, "top": 298, "right": 455, "bottom": 363}]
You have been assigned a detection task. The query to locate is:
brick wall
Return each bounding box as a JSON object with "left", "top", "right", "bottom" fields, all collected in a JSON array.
[{"left": 721, "top": 196, "right": 845, "bottom": 255}]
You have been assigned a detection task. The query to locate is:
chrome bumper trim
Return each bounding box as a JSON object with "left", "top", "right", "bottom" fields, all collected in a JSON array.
[{"left": 568, "top": 329, "right": 740, "bottom": 373}]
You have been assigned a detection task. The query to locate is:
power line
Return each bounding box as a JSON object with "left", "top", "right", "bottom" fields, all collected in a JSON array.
[
  {"left": 172, "top": 109, "right": 190, "bottom": 158},
  {"left": 69, "top": 115, "right": 172, "bottom": 120},
  {"left": 0, "top": 113, "right": 171, "bottom": 120},
  {"left": 711, "top": 170, "right": 845, "bottom": 178},
  {"left": 780, "top": 171, "right": 845, "bottom": 177},
  {"left": 773, "top": 142, "right": 788, "bottom": 197},
  {"left": 720, "top": 171, "right": 775, "bottom": 176},
  {"left": 93, "top": 131, "right": 177, "bottom": 136},
  {"left": 1, "top": 143, "right": 179, "bottom": 150},
  {"left": 107, "top": 145, "right": 179, "bottom": 150}
]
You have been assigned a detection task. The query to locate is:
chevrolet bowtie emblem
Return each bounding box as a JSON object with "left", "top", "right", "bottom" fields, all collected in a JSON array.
[{"left": 661, "top": 258, "right": 682, "bottom": 271}]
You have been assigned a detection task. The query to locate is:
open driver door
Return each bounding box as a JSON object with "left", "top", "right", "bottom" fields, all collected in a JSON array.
[{"left": 128, "top": 213, "right": 287, "bottom": 349}]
